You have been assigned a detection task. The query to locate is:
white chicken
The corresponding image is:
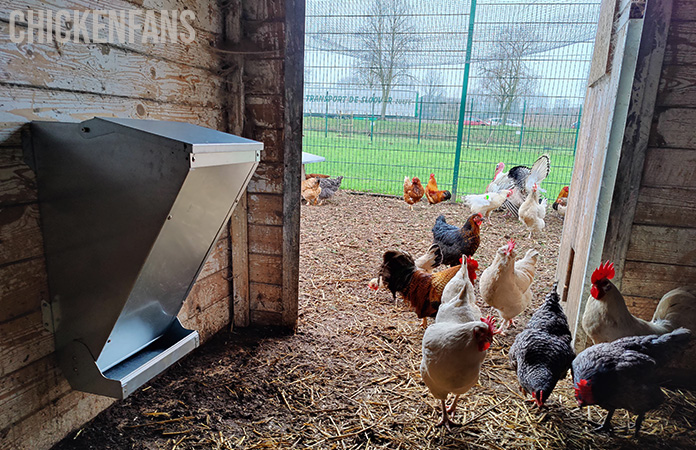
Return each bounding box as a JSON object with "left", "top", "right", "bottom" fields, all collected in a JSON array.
[
  {"left": 479, "top": 240, "right": 539, "bottom": 331},
  {"left": 463, "top": 190, "right": 512, "bottom": 223},
  {"left": 518, "top": 184, "right": 546, "bottom": 238},
  {"left": 420, "top": 312, "right": 499, "bottom": 429},
  {"left": 582, "top": 261, "right": 696, "bottom": 344},
  {"left": 439, "top": 256, "right": 482, "bottom": 323}
]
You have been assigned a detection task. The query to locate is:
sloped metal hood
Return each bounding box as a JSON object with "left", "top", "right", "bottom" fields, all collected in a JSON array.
[{"left": 28, "top": 118, "right": 261, "bottom": 398}]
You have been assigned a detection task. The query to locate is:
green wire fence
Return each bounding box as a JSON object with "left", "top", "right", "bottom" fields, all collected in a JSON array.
[{"left": 304, "top": 0, "right": 601, "bottom": 200}]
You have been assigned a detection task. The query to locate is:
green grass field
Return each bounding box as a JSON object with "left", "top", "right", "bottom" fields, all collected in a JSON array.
[{"left": 303, "top": 117, "right": 577, "bottom": 200}]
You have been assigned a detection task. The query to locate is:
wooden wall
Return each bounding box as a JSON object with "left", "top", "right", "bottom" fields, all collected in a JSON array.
[
  {"left": 618, "top": 0, "right": 696, "bottom": 318},
  {"left": 0, "top": 0, "right": 302, "bottom": 448}
]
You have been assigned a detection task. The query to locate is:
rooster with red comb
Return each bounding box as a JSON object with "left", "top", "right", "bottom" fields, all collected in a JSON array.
[{"left": 581, "top": 261, "right": 682, "bottom": 345}]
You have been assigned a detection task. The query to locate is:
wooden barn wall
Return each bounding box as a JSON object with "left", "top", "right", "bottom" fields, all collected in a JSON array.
[
  {"left": 0, "top": 0, "right": 301, "bottom": 448},
  {"left": 231, "top": 0, "right": 303, "bottom": 329},
  {"left": 619, "top": 0, "right": 696, "bottom": 319},
  {"left": 556, "top": 0, "right": 637, "bottom": 346}
]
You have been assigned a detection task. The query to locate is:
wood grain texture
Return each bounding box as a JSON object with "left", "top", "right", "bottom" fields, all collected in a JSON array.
[
  {"left": 281, "top": 0, "right": 303, "bottom": 329},
  {"left": 0, "top": 257, "right": 47, "bottom": 323},
  {"left": 0, "top": 1, "right": 222, "bottom": 70},
  {"left": 246, "top": 95, "right": 284, "bottom": 129},
  {"left": 0, "top": 146, "right": 24, "bottom": 166},
  {"left": 657, "top": 64, "right": 696, "bottom": 107},
  {"left": 247, "top": 162, "right": 284, "bottom": 194},
  {"left": 0, "top": 163, "right": 37, "bottom": 206},
  {"left": 621, "top": 260, "right": 696, "bottom": 299},
  {"left": 1, "top": 389, "right": 114, "bottom": 450},
  {"left": 0, "top": 311, "right": 55, "bottom": 377},
  {"left": 180, "top": 295, "right": 231, "bottom": 343},
  {"left": 253, "top": 128, "right": 284, "bottom": 163},
  {"left": 0, "top": 355, "right": 70, "bottom": 431},
  {"left": 197, "top": 236, "right": 230, "bottom": 281},
  {"left": 601, "top": 0, "right": 672, "bottom": 283},
  {"left": 247, "top": 224, "right": 283, "bottom": 255},
  {"left": 249, "top": 282, "right": 283, "bottom": 313},
  {"left": 231, "top": 193, "right": 250, "bottom": 328},
  {"left": 633, "top": 186, "right": 696, "bottom": 226},
  {"left": 249, "top": 253, "right": 282, "bottom": 285},
  {"left": 0, "top": 84, "right": 224, "bottom": 130},
  {"left": 249, "top": 309, "right": 282, "bottom": 326},
  {"left": 641, "top": 147, "right": 696, "bottom": 187},
  {"left": 0, "top": 22, "right": 224, "bottom": 107},
  {"left": 623, "top": 294, "right": 659, "bottom": 320},
  {"left": 588, "top": 0, "right": 618, "bottom": 85},
  {"left": 663, "top": 22, "right": 696, "bottom": 66},
  {"left": 180, "top": 269, "right": 230, "bottom": 322},
  {"left": 625, "top": 225, "right": 696, "bottom": 266},
  {"left": 248, "top": 193, "right": 283, "bottom": 225},
  {"left": 671, "top": 0, "right": 696, "bottom": 22},
  {"left": 0, "top": 203, "right": 44, "bottom": 266}
]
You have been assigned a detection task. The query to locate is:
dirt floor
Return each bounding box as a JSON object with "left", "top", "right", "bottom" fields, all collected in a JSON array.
[{"left": 53, "top": 192, "right": 696, "bottom": 450}]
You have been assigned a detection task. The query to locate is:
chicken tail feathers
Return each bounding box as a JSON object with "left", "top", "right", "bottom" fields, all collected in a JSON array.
[
  {"left": 638, "top": 328, "right": 691, "bottom": 364},
  {"left": 525, "top": 154, "right": 550, "bottom": 192},
  {"left": 378, "top": 251, "right": 417, "bottom": 297}
]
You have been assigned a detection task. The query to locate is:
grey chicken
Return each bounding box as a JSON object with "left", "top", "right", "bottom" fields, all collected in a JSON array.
[
  {"left": 318, "top": 176, "right": 343, "bottom": 203},
  {"left": 509, "top": 283, "right": 575, "bottom": 407},
  {"left": 572, "top": 328, "right": 691, "bottom": 436}
]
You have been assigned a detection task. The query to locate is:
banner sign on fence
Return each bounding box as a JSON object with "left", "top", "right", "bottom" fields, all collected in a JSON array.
[{"left": 303, "top": 87, "right": 418, "bottom": 118}]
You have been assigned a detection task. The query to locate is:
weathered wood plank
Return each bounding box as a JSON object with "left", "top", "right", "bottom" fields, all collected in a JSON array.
[
  {"left": 0, "top": 163, "right": 37, "bottom": 206},
  {"left": 249, "top": 309, "right": 282, "bottom": 326},
  {"left": 0, "top": 257, "right": 47, "bottom": 323},
  {"left": 248, "top": 193, "right": 283, "bottom": 226},
  {"left": 180, "top": 269, "right": 230, "bottom": 323},
  {"left": 0, "top": 355, "right": 70, "bottom": 431},
  {"left": 641, "top": 147, "right": 696, "bottom": 186},
  {"left": 621, "top": 260, "right": 696, "bottom": 300},
  {"left": 0, "top": 311, "right": 54, "bottom": 377},
  {"left": 247, "top": 224, "right": 282, "bottom": 255},
  {"left": 180, "top": 295, "right": 230, "bottom": 343},
  {"left": 250, "top": 282, "right": 283, "bottom": 313},
  {"left": 249, "top": 253, "right": 282, "bottom": 285},
  {"left": 601, "top": 0, "right": 672, "bottom": 283},
  {"left": 247, "top": 162, "right": 283, "bottom": 194},
  {"left": 0, "top": 146, "right": 23, "bottom": 166},
  {"left": 625, "top": 225, "right": 696, "bottom": 266},
  {"left": 282, "top": 0, "right": 303, "bottom": 329},
  {"left": 657, "top": 64, "right": 696, "bottom": 107},
  {"left": 2, "top": 389, "right": 114, "bottom": 450},
  {"left": 664, "top": 22, "right": 696, "bottom": 66},
  {"left": 246, "top": 95, "right": 284, "bottom": 129},
  {"left": 0, "top": 85, "right": 224, "bottom": 129},
  {"left": 0, "top": 125, "right": 26, "bottom": 148},
  {"left": 0, "top": 203, "right": 44, "bottom": 266},
  {"left": 243, "top": 0, "right": 285, "bottom": 21},
  {"left": 253, "top": 128, "right": 284, "bottom": 163},
  {"left": 623, "top": 294, "right": 659, "bottom": 321},
  {"left": 651, "top": 109, "right": 696, "bottom": 149},
  {"left": 0, "top": 1, "right": 223, "bottom": 70},
  {"left": 197, "top": 236, "right": 230, "bottom": 281},
  {"left": 588, "top": 0, "right": 618, "bottom": 85},
  {"left": 671, "top": 0, "right": 696, "bottom": 22},
  {"left": 245, "top": 59, "right": 285, "bottom": 95},
  {"left": 231, "top": 192, "right": 249, "bottom": 328},
  {"left": 634, "top": 186, "right": 696, "bottom": 226},
  {"left": 0, "top": 22, "right": 224, "bottom": 108}
]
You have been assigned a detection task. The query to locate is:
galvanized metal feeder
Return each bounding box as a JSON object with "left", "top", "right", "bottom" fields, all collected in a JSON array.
[{"left": 27, "top": 118, "right": 261, "bottom": 399}]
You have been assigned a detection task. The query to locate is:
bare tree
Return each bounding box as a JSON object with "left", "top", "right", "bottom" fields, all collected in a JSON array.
[
  {"left": 479, "top": 26, "right": 538, "bottom": 125},
  {"left": 356, "top": 0, "right": 417, "bottom": 119}
]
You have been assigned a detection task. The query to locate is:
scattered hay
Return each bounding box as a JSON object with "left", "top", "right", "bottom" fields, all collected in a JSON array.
[{"left": 54, "top": 192, "right": 696, "bottom": 450}]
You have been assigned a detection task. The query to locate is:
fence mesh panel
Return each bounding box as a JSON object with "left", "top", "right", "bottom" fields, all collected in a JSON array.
[{"left": 303, "top": 0, "right": 601, "bottom": 200}]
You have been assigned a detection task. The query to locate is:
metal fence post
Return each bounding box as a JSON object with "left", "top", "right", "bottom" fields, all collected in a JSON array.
[
  {"left": 518, "top": 100, "right": 527, "bottom": 152},
  {"left": 324, "top": 90, "right": 329, "bottom": 138},
  {"left": 417, "top": 97, "right": 424, "bottom": 145},
  {"left": 451, "top": 0, "right": 477, "bottom": 201},
  {"left": 573, "top": 107, "right": 582, "bottom": 155}
]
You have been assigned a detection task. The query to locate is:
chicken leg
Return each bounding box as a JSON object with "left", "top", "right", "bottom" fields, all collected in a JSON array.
[
  {"left": 445, "top": 394, "right": 461, "bottom": 419},
  {"left": 594, "top": 409, "right": 614, "bottom": 433},
  {"left": 437, "top": 399, "right": 458, "bottom": 430}
]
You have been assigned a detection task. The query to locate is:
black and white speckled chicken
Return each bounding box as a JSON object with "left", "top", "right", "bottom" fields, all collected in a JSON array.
[
  {"left": 318, "top": 176, "right": 343, "bottom": 203},
  {"left": 487, "top": 154, "right": 550, "bottom": 216},
  {"left": 572, "top": 328, "right": 691, "bottom": 436},
  {"left": 509, "top": 283, "right": 575, "bottom": 408}
]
